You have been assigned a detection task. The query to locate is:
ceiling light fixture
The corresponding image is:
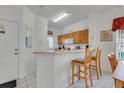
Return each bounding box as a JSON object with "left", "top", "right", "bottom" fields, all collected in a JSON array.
[{"left": 53, "top": 11, "right": 69, "bottom": 22}]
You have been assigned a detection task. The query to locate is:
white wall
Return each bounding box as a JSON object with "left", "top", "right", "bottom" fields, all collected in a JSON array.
[
  {"left": 0, "top": 6, "right": 22, "bottom": 22},
  {"left": 21, "top": 7, "right": 48, "bottom": 77},
  {"left": 0, "top": 6, "right": 48, "bottom": 78},
  {"left": 48, "top": 26, "right": 62, "bottom": 48},
  {"left": 19, "top": 7, "right": 36, "bottom": 77},
  {"left": 61, "top": 6, "right": 124, "bottom": 72},
  {"left": 89, "top": 7, "right": 124, "bottom": 72},
  {"left": 35, "top": 15, "right": 48, "bottom": 51},
  {"left": 62, "top": 19, "right": 89, "bottom": 34}
]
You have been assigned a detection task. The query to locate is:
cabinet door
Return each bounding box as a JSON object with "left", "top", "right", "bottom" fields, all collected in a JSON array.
[
  {"left": 80, "top": 29, "right": 89, "bottom": 43},
  {"left": 58, "top": 33, "right": 73, "bottom": 45},
  {"left": 62, "top": 34, "right": 67, "bottom": 44},
  {"left": 58, "top": 35, "right": 62, "bottom": 45},
  {"left": 72, "top": 31, "right": 81, "bottom": 44},
  {"left": 68, "top": 33, "right": 73, "bottom": 38},
  {"left": 63, "top": 34, "right": 68, "bottom": 39}
]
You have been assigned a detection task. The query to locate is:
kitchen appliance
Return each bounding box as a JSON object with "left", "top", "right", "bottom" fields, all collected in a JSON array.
[
  {"left": 116, "top": 30, "right": 124, "bottom": 61},
  {"left": 64, "top": 38, "right": 73, "bottom": 45},
  {"left": 75, "top": 46, "right": 81, "bottom": 50}
]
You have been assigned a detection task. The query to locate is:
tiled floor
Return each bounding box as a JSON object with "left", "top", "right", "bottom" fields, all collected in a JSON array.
[
  {"left": 17, "top": 69, "right": 37, "bottom": 88},
  {"left": 17, "top": 70, "right": 114, "bottom": 88},
  {"left": 68, "top": 70, "right": 114, "bottom": 88}
]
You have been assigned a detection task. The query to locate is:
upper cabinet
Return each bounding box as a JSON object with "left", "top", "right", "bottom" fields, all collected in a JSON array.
[
  {"left": 72, "top": 31, "right": 81, "bottom": 44},
  {"left": 58, "top": 29, "right": 89, "bottom": 45},
  {"left": 80, "top": 29, "right": 89, "bottom": 43},
  {"left": 58, "top": 35, "right": 63, "bottom": 45}
]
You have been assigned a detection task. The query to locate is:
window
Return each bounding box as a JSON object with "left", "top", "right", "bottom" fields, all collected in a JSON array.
[{"left": 48, "top": 36, "right": 53, "bottom": 49}]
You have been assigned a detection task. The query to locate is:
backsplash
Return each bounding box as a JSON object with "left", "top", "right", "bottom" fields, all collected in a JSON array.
[{"left": 59, "top": 43, "right": 88, "bottom": 50}]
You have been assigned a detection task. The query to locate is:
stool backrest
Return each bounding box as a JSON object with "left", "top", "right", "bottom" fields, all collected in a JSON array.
[
  {"left": 108, "top": 53, "right": 117, "bottom": 73},
  {"left": 96, "top": 48, "right": 101, "bottom": 63},
  {"left": 111, "top": 52, "right": 118, "bottom": 65},
  {"left": 84, "top": 48, "right": 92, "bottom": 66}
]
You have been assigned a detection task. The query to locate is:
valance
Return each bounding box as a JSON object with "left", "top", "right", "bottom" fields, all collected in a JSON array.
[{"left": 112, "top": 16, "right": 124, "bottom": 31}]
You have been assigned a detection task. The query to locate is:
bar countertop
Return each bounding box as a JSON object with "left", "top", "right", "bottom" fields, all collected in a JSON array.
[{"left": 33, "top": 48, "right": 94, "bottom": 55}]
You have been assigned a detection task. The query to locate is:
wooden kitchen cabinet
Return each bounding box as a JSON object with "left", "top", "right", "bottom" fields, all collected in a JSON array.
[
  {"left": 68, "top": 33, "right": 73, "bottom": 38},
  {"left": 58, "top": 33, "right": 73, "bottom": 45},
  {"left": 62, "top": 34, "right": 68, "bottom": 44},
  {"left": 58, "top": 29, "right": 89, "bottom": 45},
  {"left": 63, "top": 34, "right": 68, "bottom": 39},
  {"left": 63, "top": 33, "right": 72, "bottom": 39},
  {"left": 72, "top": 31, "right": 81, "bottom": 44},
  {"left": 58, "top": 35, "right": 63, "bottom": 45},
  {"left": 80, "top": 29, "right": 89, "bottom": 43}
]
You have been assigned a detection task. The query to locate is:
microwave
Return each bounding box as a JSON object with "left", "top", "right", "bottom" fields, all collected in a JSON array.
[{"left": 64, "top": 38, "right": 73, "bottom": 45}]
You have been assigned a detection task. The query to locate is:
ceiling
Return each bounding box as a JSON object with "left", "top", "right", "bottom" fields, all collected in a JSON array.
[{"left": 27, "top": 5, "right": 121, "bottom": 29}]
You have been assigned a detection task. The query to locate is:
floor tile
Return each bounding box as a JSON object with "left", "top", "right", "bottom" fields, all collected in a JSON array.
[{"left": 17, "top": 70, "right": 114, "bottom": 88}]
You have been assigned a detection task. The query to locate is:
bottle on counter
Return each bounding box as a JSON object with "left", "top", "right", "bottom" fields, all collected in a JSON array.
[
  {"left": 86, "top": 45, "right": 89, "bottom": 48},
  {"left": 58, "top": 46, "right": 61, "bottom": 50},
  {"left": 62, "top": 45, "right": 65, "bottom": 50},
  {"left": 75, "top": 46, "right": 81, "bottom": 50},
  {"left": 67, "top": 47, "right": 70, "bottom": 50}
]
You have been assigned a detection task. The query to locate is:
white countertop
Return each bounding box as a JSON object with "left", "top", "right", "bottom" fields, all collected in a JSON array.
[
  {"left": 33, "top": 48, "right": 94, "bottom": 55},
  {"left": 33, "top": 49, "right": 84, "bottom": 55}
]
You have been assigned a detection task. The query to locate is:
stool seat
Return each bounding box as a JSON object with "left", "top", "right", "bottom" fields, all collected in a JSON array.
[
  {"left": 72, "top": 58, "right": 84, "bottom": 63},
  {"left": 91, "top": 56, "right": 96, "bottom": 60}
]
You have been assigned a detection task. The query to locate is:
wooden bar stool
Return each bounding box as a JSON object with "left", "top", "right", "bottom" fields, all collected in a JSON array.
[
  {"left": 91, "top": 48, "right": 102, "bottom": 79},
  {"left": 108, "top": 52, "right": 118, "bottom": 87},
  {"left": 108, "top": 52, "right": 117, "bottom": 73},
  {"left": 108, "top": 52, "right": 124, "bottom": 88},
  {"left": 71, "top": 48, "right": 93, "bottom": 88}
]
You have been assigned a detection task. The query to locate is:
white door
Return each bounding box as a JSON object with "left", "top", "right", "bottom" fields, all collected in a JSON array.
[{"left": 0, "top": 20, "right": 18, "bottom": 84}]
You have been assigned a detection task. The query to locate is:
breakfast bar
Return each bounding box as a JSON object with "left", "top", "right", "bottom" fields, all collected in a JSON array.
[{"left": 33, "top": 49, "right": 85, "bottom": 88}]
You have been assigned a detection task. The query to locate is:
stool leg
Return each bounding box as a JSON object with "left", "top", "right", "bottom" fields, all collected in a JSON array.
[
  {"left": 84, "top": 67, "right": 88, "bottom": 88},
  {"left": 99, "top": 60, "right": 102, "bottom": 76},
  {"left": 72, "top": 63, "right": 74, "bottom": 84},
  {"left": 89, "top": 64, "right": 93, "bottom": 86},
  {"left": 78, "top": 65, "right": 81, "bottom": 80},
  {"left": 96, "top": 60, "right": 99, "bottom": 79}
]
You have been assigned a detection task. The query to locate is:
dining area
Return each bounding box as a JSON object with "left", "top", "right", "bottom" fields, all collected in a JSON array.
[
  {"left": 70, "top": 16, "right": 124, "bottom": 88},
  {"left": 71, "top": 47, "right": 124, "bottom": 88}
]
